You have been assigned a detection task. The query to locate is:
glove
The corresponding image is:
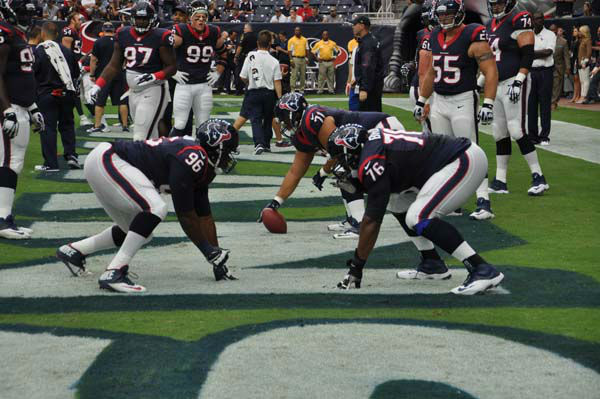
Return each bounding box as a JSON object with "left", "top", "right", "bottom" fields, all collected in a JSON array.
[
  {"left": 257, "top": 198, "right": 281, "bottom": 222},
  {"left": 337, "top": 251, "right": 365, "bottom": 290},
  {"left": 312, "top": 168, "right": 329, "bottom": 191},
  {"left": 413, "top": 96, "right": 427, "bottom": 122},
  {"left": 1, "top": 108, "right": 19, "bottom": 138},
  {"left": 207, "top": 71, "right": 221, "bottom": 86},
  {"left": 507, "top": 79, "right": 523, "bottom": 103},
  {"left": 207, "top": 247, "right": 237, "bottom": 281},
  {"left": 88, "top": 84, "right": 101, "bottom": 104},
  {"left": 478, "top": 100, "right": 494, "bottom": 125},
  {"left": 135, "top": 73, "right": 159, "bottom": 87},
  {"left": 172, "top": 70, "right": 189, "bottom": 84},
  {"left": 28, "top": 105, "right": 45, "bottom": 133}
]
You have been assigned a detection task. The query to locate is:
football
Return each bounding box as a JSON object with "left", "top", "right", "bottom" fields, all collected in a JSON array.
[{"left": 262, "top": 208, "right": 287, "bottom": 234}]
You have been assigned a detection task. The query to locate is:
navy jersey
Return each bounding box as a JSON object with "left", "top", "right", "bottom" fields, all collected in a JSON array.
[
  {"left": 294, "top": 105, "right": 390, "bottom": 153},
  {"left": 359, "top": 128, "right": 471, "bottom": 221},
  {"left": 0, "top": 21, "right": 36, "bottom": 107},
  {"left": 112, "top": 136, "right": 216, "bottom": 213},
  {"left": 172, "top": 23, "right": 220, "bottom": 84},
  {"left": 429, "top": 23, "right": 488, "bottom": 95},
  {"left": 91, "top": 35, "right": 116, "bottom": 77},
  {"left": 61, "top": 25, "right": 82, "bottom": 59},
  {"left": 117, "top": 27, "right": 174, "bottom": 74},
  {"left": 486, "top": 9, "right": 532, "bottom": 81},
  {"left": 411, "top": 28, "right": 431, "bottom": 87}
]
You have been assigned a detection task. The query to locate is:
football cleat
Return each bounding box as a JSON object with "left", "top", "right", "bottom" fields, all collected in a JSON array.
[
  {"left": 98, "top": 266, "right": 146, "bottom": 293},
  {"left": 451, "top": 264, "right": 504, "bottom": 295},
  {"left": 5, "top": 215, "right": 32, "bottom": 235},
  {"left": 213, "top": 263, "right": 237, "bottom": 281},
  {"left": 469, "top": 198, "right": 495, "bottom": 220},
  {"left": 489, "top": 178, "right": 509, "bottom": 194},
  {"left": 0, "top": 215, "right": 31, "bottom": 240},
  {"left": 527, "top": 173, "right": 549, "bottom": 196},
  {"left": 66, "top": 155, "right": 82, "bottom": 170},
  {"left": 34, "top": 165, "right": 59, "bottom": 172},
  {"left": 447, "top": 208, "right": 463, "bottom": 216},
  {"left": 253, "top": 145, "right": 264, "bottom": 155},
  {"left": 333, "top": 225, "right": 359, "bottom": 239},
  {"left": 56, "top": 244, "right": 88, "bottom": 277},
  {"left": 337, "top": 266, "right": 362, "bottom": 289},
  {"left": 396, "top": 258, "right": 452, "bottom": 280},
  {"left": 327, "top": 216, "right": 358, "bottom": 232},
  {"left": 79, "top": 115, "right": 92, "bottom": 126}
]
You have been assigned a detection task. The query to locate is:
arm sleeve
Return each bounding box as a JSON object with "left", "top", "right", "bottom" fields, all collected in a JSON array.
[
  {"left": 364, "top": 173, "right": 391, "bottom": 223},
  {"left": 194, "top": 185, "right": 211, "bottom": 217},
  {"left": 168, "top": 160, "right": 198, "bottom": 214}
]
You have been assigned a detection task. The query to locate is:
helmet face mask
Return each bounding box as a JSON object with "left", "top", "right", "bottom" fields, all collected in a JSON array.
[
  {"left": 327, "top": 124, "right": 366, "bottom": 184},
  {"left": 434, "top": 0, "right": 465, "bottom": 31},
  {"left": 131, "top": 1, "right": 157, "bottom": 34},
  {"left": 274, "top": 92, "right": 308, "bottom": 141},
  {"left": 487, "top": 0, "right": 516, "bottom": 19},
  {"left": 196, "top": 119, "right": 239, "bottom": 174}
]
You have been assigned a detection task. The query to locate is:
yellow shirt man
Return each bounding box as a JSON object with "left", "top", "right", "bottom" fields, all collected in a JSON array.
[
  {"left": 347, "top": 38, "right": 358, "bottom": 55},
  {"left": 288, "top": 35, "right": 309, "bottom": 57},
  {"left": 312, "top": 39, "right": 339, "bottom": 61}
]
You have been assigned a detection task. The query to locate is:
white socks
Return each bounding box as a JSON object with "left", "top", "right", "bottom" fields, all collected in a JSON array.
[
  {"left": 108, "top": 231, "right": 148, "bottom": 270},
  {"left": 71, "top": 226, "right": 117, "bottom": 256},
  {"left": 0, "top": 187, "right": 15, "bottom": 219},
  {"left": 451, "top": 241, "right": 476, "bottom": 262},
  {"left": 347, "top": 199, "right": 365, "bottom": 222}
]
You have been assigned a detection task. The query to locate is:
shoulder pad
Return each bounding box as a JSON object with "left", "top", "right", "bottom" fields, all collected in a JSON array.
[
  {"left": 467, "top": 24, "right": 488, "bottom": 43},
  {"left": 511, "top": 11, "right": 533, "bottom": 30}
]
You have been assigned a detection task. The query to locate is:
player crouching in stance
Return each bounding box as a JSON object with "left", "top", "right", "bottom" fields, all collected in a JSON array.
[
  {"left": 328, "top": 124, "right": 504, "bottom": 295},
  {"left": 56, "top": 119, "right": 239, "bottom": 293}
]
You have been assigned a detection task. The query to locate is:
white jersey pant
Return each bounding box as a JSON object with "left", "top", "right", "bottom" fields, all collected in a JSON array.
[
  {"left": 409, "top": 85, "right": 432, "bottom": 134},
  {"left": 375, "top": 116, "right": 405, "bottom": 130},
  {"left": 493, "top": 76, "right": 530, "bottom": 142},
  {"left": 0, "top": 104, "right": 30, "bottom": 174},
  {"left": 430, "top": 90, "right": 478, "bottom": 143},
  {"left": 126, "top": 71, "right": 170, "bottom": 141},
  {"left": 84, "top": 142, "right": 168, "bottom": 232},
  {"left": 81, "top": 72, "right": 94, "bottom": 105},
  {"left": 173, "top": 82, "right": 213, "bottom": 131},
  {"left": 386, "top": 144, "right": 487, "bottom": 228}
]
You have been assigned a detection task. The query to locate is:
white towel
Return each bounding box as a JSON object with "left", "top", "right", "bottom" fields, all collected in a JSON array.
[{"left": 39, "top": 40, "right": 76, "bottom": 92}]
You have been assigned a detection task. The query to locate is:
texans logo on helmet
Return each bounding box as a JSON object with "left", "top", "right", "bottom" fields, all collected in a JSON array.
[{"left": 334, "top": 135, "right": 359, "bottom": 150}]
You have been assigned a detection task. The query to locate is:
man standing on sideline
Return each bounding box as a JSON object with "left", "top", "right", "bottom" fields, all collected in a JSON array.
[
  {"left": 352, "top": 16, "right": 384, "bottom": 112},
  {"left": 346, "top": 35, "right": 359, "bottom": 110},
  {"left": 528, "top": 12, "right": 555, "bottom": 146},
  {"left": 240, "top": 30, "right": 282, "bottom": 155},
  {"left": 33, "top": 22, "right": 81, "bottom": 171},
  {"left": 288, "top": 26, "right": 308, "bottom": 93},
  {"left": 234, "top": 23, "right": 256, "bottom": 95},
  {"left": 312, "top": 30, "right": 339, "bottom": 94},
  {"left": 89, "top": 22, "right": 128, "bottom": 134},
  {"left": 551, "top": 25, "right": 570, "bottom": 110}
]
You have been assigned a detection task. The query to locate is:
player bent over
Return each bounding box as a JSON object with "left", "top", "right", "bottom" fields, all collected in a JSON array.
[
  {"left": 328, "top": 124, "right": 504, "bottom": 295},
  {"left": 56, "top": 119, "right": 239, "bottom": 293}
]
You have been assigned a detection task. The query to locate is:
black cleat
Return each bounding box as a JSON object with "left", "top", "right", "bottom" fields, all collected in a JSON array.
[{"left": 56, "top": 244, "right": 88, "bottom": 276}]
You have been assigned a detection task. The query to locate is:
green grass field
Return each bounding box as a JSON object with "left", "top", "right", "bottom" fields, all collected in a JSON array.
[{"left": 0, "top": 95, "right": 599, "bottom": 398}]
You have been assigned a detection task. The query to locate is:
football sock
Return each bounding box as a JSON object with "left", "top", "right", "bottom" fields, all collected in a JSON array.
[
  {"left": 342, "top": 199, "right": 350, "bottom": 219},
  {"left": 495, "top": 155, "right": 510, "bottom": 183},
  {"left": 476, "top": 177, "right": 490, "bottom": 201},
  {"left": 463, "top": 254, "right": 487, "bottom": 271},
  {"left": 107, "top": 231, "right": 146, "bottom": 270},
  {"left": 421, "top": 249, "right": 442, "bottom": 261},
  {"left": 347, "top": 199, "right": 365, "bottom": 223},
  {"left": 419, "top": 218, "right": 464, "bottom": 257},
  {"left": 451, "top": 241, "right": 476, "bottom": 262},
  {"left": 71, "top": 226, "right": 118, "bottom": 255},
  {"left": 0, "top": 187, "right": 15, "bottom": 219},
  {"left": 523, "top": 152, "right": 542, "bottom": 176}
]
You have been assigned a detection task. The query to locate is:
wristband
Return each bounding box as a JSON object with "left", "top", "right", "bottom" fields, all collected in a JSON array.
[
  {"left": 95, "top": 77, "right": 107, "bottom": 88},
  {"left": 27, "top": 103, "right": 39, "bottom": 112},
  {"left": 154, "top": 70, "right": 167, "bottom": 80},
  {"left": 417, "top": 95, "right": 429, "bottom": 104},
  {"left": 274, "top": 195, "right": 284, "bottom": 205},
  {"left": 483, "top": 98, "right": 494, "bottom": 106},
  {"left": 515, "top": 72, "right": 527, "bottom": 83}
]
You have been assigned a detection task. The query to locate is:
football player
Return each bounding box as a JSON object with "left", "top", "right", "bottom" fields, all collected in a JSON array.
[
  {"left": 0, "top": 0, "right": 43, "bottom": 239},
  {"left": 261, "top": 92, "right": 404, "bottom": 239},
  {"left": 56, "top": 119, "right": 239, "bottom": 293},
  {"left": 170, "top": 0, "right": 226, "bottom": 136},
  {"left": 483, "top": 0, "right": 549, "bottom": 196},
  {"left": 414, "top": 0, "right": 498, "bottom": 220},
  {"left": 329, "top": 124, "right": 504, "bottom": 295},
  {"left": 408, "top": 0, "right": 435, "bottom": 133},
  {"left": 88, "top": 1, "right": 177, "bottom": 141}
]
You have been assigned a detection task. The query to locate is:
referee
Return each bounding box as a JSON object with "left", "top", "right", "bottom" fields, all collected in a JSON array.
[
  {"left": 352, "top": 16, "right": 384, "bottom": 112},
  {"left": 239, "top": 30, "right": 282, "bottom": 155}
]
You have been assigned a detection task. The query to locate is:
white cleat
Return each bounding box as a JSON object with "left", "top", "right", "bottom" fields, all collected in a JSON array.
[
  {"left": 451, "top": 265, "right": 504, "bottom": 295},
  {"left": 527, "top": 173, "right": 549, "bottom": 196},
  {"left": 469, "top": 198, "right": 495, "bottom": 220},
  {"left": 0, "top": 215, "right": 31, "bottom": 239},
  {"left": 327, "top": 219, "right": 351, "bottom": 231},
  {"left": 79, "top": 115, "right": 92, "bottom": 126},
  {"left": 333, "top": 227, "right": 359, "bottom": 239},
  {"left": 98, "top": 266, "right": 146, "bottom": 293}
]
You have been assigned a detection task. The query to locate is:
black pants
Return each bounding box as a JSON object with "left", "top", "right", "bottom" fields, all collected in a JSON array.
[
  {"left": 587, "top": 71, "right": 600, "bottom": 101},
  {"left": 234, "top": 60, "right": 246, "bottom": 95},
  {"left": 38, "top": 93, "right": 77, "bottom": 168},
  {"left": 528, "top": 66, "right": 554, "bottom": 140},
  {"left": 243, "top": 88, "right": 276, "bottom": 149},
  {"left": 358, "top": 80, "right": 383, "bottom": 112}
]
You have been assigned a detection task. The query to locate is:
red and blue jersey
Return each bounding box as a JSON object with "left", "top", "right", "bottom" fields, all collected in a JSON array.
[
  {"left": 0, "top": 21, "right": 36, "bottom": 107},
  {"left": 429, "top": 23, "right": 488, "bottom": 95},
  {"left": 411, "top": 28, "right": 431, "bottom": 88},
  {"left": 61, "top": 25, "right": 82, "bottom": 59},
  {"left": 172, "top": 23, "right": 220, "bottom": 84},
  {"left": 117, "top": 26, "right": 174, "bottom": 74},
  {"left": 294, "top": 105, "right": 390, "bottom": 153},
  {"left": 486, "top": 9, "right": 533, "bottom": 81}
]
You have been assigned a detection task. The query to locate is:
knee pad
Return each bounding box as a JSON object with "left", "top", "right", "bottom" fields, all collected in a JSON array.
[
  {"left": 129, "top": 212, "right": 162, "bottom": 238},
  {"left": 412, "top": 218, "right": 432, "bottom": 236},
  {"left": 0, "top": 167, "right": 17, "bottom": 189},
  {"left": 111, "top": 225, "right": 127, "bottom": 247},
  {"left": 516, "top": 136, "right": 536, "bottom": 155},
  {"left": 495, "top": 137, "right": 512, "bottom": 156}
]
